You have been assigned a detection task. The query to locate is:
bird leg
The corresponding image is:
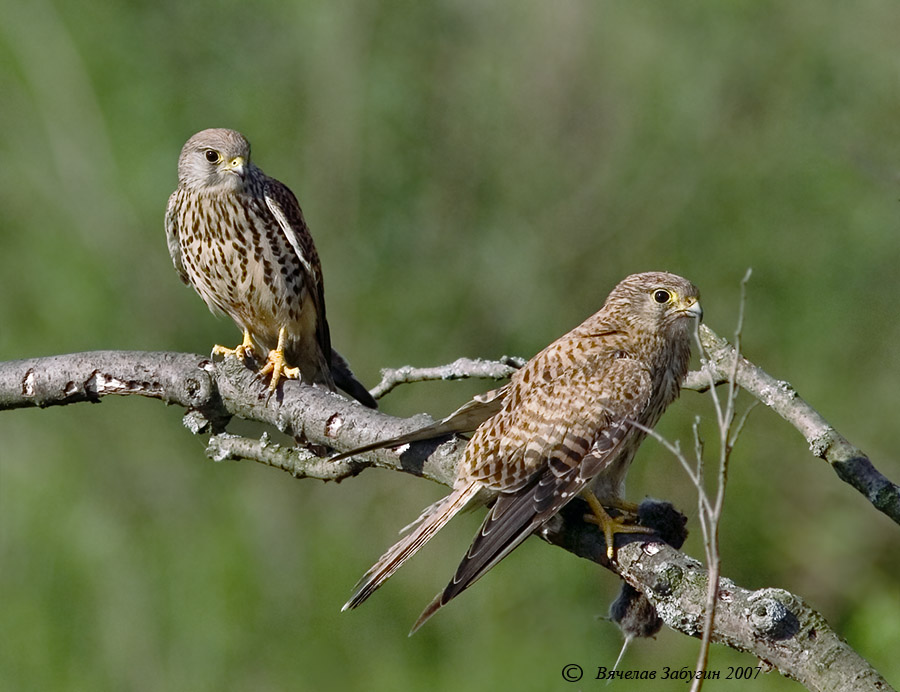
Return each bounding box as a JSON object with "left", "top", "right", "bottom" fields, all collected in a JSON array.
[
  {"left": 212, "top": 329, "right": 256, "bottom": 362},
  {"left": 581, "top": 490, "right": 651, "bottom": 560},
  {"left": 258, "top": 327, "right": 301, "bottom": 392}
]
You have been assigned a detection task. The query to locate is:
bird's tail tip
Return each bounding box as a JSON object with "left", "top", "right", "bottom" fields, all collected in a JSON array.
[
  {"left": 339, "top": 483, "right": 479, "bottom": 615},
  {"left": 408, "top": 592, "right": 443, "bottom": 635},
  {"left": 341, "top": 581, "right": 375, "bottom": 612}
]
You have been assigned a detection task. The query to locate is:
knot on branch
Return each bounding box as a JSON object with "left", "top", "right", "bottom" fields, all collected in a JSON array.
[{"left": 747, "top": 589, "right": 801, "bottom": 641}]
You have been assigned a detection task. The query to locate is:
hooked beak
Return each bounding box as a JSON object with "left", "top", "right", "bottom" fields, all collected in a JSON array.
[
  {"left": 223, "top": 156, "right": 246, "bottom": 176},
  {"left": 682, "top": 298, "right": 703, "bottom": 322}
]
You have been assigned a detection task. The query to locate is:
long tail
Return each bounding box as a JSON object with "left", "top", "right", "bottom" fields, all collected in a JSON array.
[
  {"left": 342, "top": 482, "right": 481, "bottom": 611},
  {"left": 330, "top": 349, "right": 378, "bottom": 408},
  {"left": 331, "top": 384, "right": 508, "bottom": 461}
]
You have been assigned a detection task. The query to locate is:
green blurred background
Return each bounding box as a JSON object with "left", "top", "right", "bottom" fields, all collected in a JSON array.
[{"left": 1, "top": 1, "right": 898, "bottom": 690}]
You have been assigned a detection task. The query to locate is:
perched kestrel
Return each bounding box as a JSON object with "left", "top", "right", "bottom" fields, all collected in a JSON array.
[
  {"left": 340, "top": 271, "right": 701, "bottom": 631},
  {"left": 166, "top": 128, "right": 376, "bottom": 407}
]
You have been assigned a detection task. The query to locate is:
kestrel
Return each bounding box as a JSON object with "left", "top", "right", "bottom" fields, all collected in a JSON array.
[
  {"left": 166, "top": 128, "right": 376, "bottom": 407},
  {"left": 340, "top": 272, "right": 701, "bottom": 631}
]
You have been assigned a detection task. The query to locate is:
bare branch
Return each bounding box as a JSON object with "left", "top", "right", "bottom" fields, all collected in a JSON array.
[
  {"left": 682, "top": 364, "right": 725, "bottom": 392},
  {"left": 1, "top": 341, "right": 895, "bottom": 521},
  {"left": 1, "top": 344, "right": 895, "bottom": 689},
  {"left": 2, "top": 340, "right": 896, "bottom": 522},
  {"left": 543, "top": 509, "right": 892, "bottom": 692},
  {"left": 7, "top": 327, "right": 892, "bottom": 528},
  {"left": 695, "top": 324, "right": 900, "bottom": 525},
  {"left": 369, "top": 356, "right": 525, "bottom": 399},
  {"left": 206, "top": 432, "right": 366, "bottom": 481},
  {"left": 0, "top": 350, "right": 221, "bottom": 413}
]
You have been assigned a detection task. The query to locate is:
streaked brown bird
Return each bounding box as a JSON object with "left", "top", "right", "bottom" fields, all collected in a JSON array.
[
  {"left": 340, "top": 271, "right": 701, "bottom": 631},
  {"left": 166, "top": 128, "right": 376, "bottom": 407}
]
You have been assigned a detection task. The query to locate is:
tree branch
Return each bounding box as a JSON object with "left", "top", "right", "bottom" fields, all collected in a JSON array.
[
  {"left": 369, "top": 355, "right": 526, "bottom": 399},
  {"left": 0, "top": 339, "right": 895, "bottom": 690},
  {"left": 543, "top": 505, "right": 892, "bottom": 691},
  {"left": 206, "top": 431, "right": 367, "bottom": 481},
  {"left": 0, "top": 350, "right": 465, "bottom": 486},
  {"left": 690, "top": 325, "right": 900, "bottom": 525}
]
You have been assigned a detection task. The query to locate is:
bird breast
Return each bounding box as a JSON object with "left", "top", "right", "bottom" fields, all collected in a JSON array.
[{"left": 179, "top": 190, "right": 311, "bottom": 352}]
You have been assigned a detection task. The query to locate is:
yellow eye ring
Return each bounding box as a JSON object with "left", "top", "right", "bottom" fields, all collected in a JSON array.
[
  {"left": 204, "top": 150, "right": 221, "bottom": 164},
  {"left": 653, "top": 289, "right": 671, "bottom": 304}
]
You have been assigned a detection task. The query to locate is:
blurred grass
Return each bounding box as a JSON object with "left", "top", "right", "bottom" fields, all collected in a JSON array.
[{"left": 1, "top": 0, "right": 898, "bottom": 690}]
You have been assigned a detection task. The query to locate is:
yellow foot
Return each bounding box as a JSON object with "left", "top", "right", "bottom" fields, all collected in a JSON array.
[
  {"left": 582, "top": 490, "right": 652, "bottom": 560},
  {"left": 212, "top": 330, "right": 256, "bottom": 361},
  {"left": 603, "top": 497, "right": 641, "bottom": 516},
  {"left": 258, "top": 327, "right": 300, "bottom": 392}
]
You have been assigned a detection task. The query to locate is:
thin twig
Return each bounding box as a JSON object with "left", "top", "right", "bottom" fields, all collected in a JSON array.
[
  {"left": 369, "top": 356, "right": 525, "bottom": 399},
  {"left": 689, "top": 268, "right": 753, "bottom": 692}
]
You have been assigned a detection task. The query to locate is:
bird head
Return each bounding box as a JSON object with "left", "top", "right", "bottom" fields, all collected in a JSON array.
[
  {"left": 176, "top": 128, "right": 253, "bottom": 192},
  {"left": 605, "top": 272, "right": 702, "bottom": 338}
]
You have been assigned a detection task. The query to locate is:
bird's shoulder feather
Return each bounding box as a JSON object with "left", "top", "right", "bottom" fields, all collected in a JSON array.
[{"left": 262, "top": 175, "right": 332, "bottom": 359}]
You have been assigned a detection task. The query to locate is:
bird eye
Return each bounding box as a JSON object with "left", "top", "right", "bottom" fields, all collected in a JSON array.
[
  {"left": 653, "top": 289, "right": 671, "bottom": 304},
  {"left": 204, "top": 150, "right": 221, "bottom": 164}
]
